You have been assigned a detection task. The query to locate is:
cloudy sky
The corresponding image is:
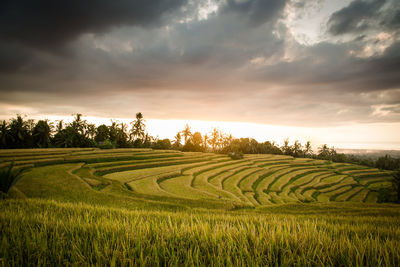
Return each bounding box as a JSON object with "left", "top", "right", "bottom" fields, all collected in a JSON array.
[{"left": 1, "top": 0, "right": 400, "bottom": 149}]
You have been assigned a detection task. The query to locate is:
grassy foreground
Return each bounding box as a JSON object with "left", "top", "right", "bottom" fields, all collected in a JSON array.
[
  {"left": 1, "top": 199, "right": 400, "bottom": 266},
  {"left": 1, "top": 148, "right": 400, "bottom": 266}
]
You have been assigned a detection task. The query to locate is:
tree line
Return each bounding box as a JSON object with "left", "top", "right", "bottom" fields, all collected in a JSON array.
[{"left": 1, "top": 114, "right": 399, "bottom": 171}]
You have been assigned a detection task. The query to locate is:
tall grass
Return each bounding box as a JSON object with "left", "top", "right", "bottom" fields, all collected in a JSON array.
[{"left": 1, "top": 199, "right": 400, "bottom": 266}]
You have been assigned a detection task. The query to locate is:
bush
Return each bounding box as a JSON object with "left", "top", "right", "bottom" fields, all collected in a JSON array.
[
  {"left": 377, "top": 187, "right": 395, "bottom": 203},
  {"left": 98, "top": 139, "right": 114, "bottom": 149},
  {"left": 228, "top": 151, "right": 243, "bottom": 160},
  {"left": 0, "top": 162, "right": 23, "bottom": 194}
]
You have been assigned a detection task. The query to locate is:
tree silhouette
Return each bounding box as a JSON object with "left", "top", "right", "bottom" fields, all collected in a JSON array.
[
  {"left": 9, "top": 115, "right": 30, "bottom": 148},
  {"left": 0, "top": 121, "right": 13, "bottom": 149},
  {"left": 304, "top": 141, "right": 313, "bottom": 157},
  {"left": 191, "top": 132, "right": 203, "bottom": 150},
  {"left": 281, "top": 139, "right": 292, "bottom": 156},
  {"left": 208, "top": 128, "right": 220, "bottom": 151},
  {"left": 181, "top": 124, "right": 192, "bottom": 144},
  {"left": 95, "top": 124, "right": 110, "bottom": 143},
  {"left": 130, "top": 112, "right": 146, "bottom": 143},
  {"left": 32, "top": 120, "right": 52, "bottom": 148},
  {"left": 292, "top": 140, "right": 302, "bottom": 157},
  {"left": 173, "top": 132, "right": 182, "bottom": 149},
  {"left": 55, "top": 120, "right": 64, "bottom": 134},
  {"left": 203, "top": 134, "right": 209, "bottom": 151},
  {"left": 318, "top": 144, "right": 330, "bottom": 159},
  {"left": 71, "top": 113, "right": 86, "bottom": 135},
  {"left": 53, "top": 127, "right": 74, "bottom": 148},
  {"left": 86, "top": 123, "right": 97, "bottom": 140}
]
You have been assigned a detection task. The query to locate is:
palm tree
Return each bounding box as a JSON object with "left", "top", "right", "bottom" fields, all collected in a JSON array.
[
  {"left": 71, "top": 113, "right": 87, "bottom": 136},
  {"left": 56, "top": 120, "right": 64, "bottom": 133},
  {"left": 173, "top": 132, "right": 182, "bottom": 148},
  {"left": 54, "top": 127, "right": 74, "bottom": 148},
  {"left": 220, "top": 133, "right": 233, "bottom": 151},
  {"left": 181, "top": 124, "right": 192, "bottom": 144},
  {"left": 208, "top": 128, "right": 220, "bottom": 151},
  {"left": 203, "top": 134, "right": 209, "bottom": 151},
  {"left": 281, "top": 138, "right": 292, "bottom": 156},
  {"left": 318, "top": 144, "right": 330, "bottom": 159},
  {"left": 32, "top": 120, "right": 52, "bottom": 148},
  {"left": 130, "top": 113, "right": 146, "bottom": 142},
  {"left": 116, "top": 122, "right": 129, "bottom": 147},
  {"left": 86, "top": 123, "right": 97, "bottom": 140},
  {"left": 304, "top": 141, "right": 313, "bottom": 157},
  {"left": 9, "top": 115, "right": 30, "bottom": 148},
  {"left": 0, "top": 120, "right": 13, "bottom": 148},
  {"left": 109, "top": 120, "right": 118, "bottom": 144},
  {"left": 292, "top": 140, "right": 302, "bottom": 157}
]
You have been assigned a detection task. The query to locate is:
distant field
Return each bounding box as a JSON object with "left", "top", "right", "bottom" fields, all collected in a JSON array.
[
  {"left": 1, "top": 148, "right": 399, "bottom": 265},
  {"left": 2, "top": 148, "right": 393, "bottom": 207}
]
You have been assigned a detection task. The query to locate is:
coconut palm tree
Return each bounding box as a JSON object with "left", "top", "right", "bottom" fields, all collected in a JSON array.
[
  {"left": 85, "top": 123, "right": 96, "bottom": 140},
  {"left": 208, "top": 128, "right": 220, "bottom": 152},
  {"left": 181, "top": 124, "right": 192, "bottom": 144},
  {"left": 71, "top": 113, "right": 87, "bottom": 136},
  {"left": 203, "top": 134, "right": 209, "bottom": 151},
  {"left": 304, "top": 141, "right": 313, "bottom": 157},
  {"left": 292, "top": 140, "right": 302, "bottom": 157},
  {"left": 130, "top": 112, "right": 146, "bottom": 143},
  {"left": 281, "top": 139, "right": 292, "bottom": 156},
  {"left": 318, "top": 144, "right": 330, "bottom": 159},
  {"left": 56, "top": 120, "right": 64, "bottom": 133},
  {"left": 0, "top": 120, "right": 13, "bottom": 148},
  {"left": 32, "top": 120, "right": 52, "bottom": 148},
  {"left": 9, "top": 115, "right": 30, "bottom": 148},
  {"left": 53, "top": 127, "right": 74, "bottom": 148},
  {"left": 173, "top": 132, "right": 182, "bottom": 149}
]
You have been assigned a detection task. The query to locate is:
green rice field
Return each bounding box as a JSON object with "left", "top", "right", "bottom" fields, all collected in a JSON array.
[{"left": 1, "top": 148, "right": 399, "bottom": 266}]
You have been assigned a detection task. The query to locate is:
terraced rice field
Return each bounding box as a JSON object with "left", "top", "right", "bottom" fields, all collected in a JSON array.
[
  {"left": 1, "top": 148, "right": 400, "bottom": 266},
  {"left": 2, "top": 148, "right": 394, "bottom": 208}
]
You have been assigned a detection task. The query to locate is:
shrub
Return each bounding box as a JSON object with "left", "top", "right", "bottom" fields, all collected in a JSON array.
[
  {"left": 0, "top": 162, "right": 23, "bottom": 194},
  {"left": 228, "top": 151, "right": 243, "bottom": 160},
  {"left": 377, "top": 187, "right": 395, "bottom": 203},
  {"left": 98, "top": 139, "right": 114, "bottom": 149}
]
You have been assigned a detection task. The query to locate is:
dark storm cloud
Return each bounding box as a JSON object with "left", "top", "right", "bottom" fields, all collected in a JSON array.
[
  {"left": 0, "top": 0, "right": 188, "bottom": 73},
  {"left": 0, "top": 42, "right": 34, "bottom": 73},
  {"left": 327, "top": 0, "right": 400, "bottom": 35},
  {"left": 253, "top": 40, "right": 400, "bottom": 92},
  {"left": 1, "top": 0, "right": 400, "bottom": 127},
  {"left": 0, "top": 0, "right": 187, "bottom": 49},
  {"left": 0, "top": 0, "right": 289, "bottom": 90}
]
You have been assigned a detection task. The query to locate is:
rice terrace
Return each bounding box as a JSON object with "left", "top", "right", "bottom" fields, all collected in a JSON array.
[
  {"left": 2, "top": 0, "right": 400, "bottom": 266},
  {"left": 1, "top": 147, "right": 400, "bottom": 265}
]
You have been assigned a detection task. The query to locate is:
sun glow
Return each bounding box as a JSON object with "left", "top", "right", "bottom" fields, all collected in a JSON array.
[{"left": 18, "top": 114, "right": 400, "bottom": 150}]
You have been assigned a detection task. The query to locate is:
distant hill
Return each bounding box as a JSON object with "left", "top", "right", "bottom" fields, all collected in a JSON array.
[{"left": 337, "top": 149, "right": 400, "bottom": 159}]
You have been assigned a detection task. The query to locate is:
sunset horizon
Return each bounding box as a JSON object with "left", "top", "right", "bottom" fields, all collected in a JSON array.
[{"left": 1, "top": 113, "right": 399, "bottom": 150}]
